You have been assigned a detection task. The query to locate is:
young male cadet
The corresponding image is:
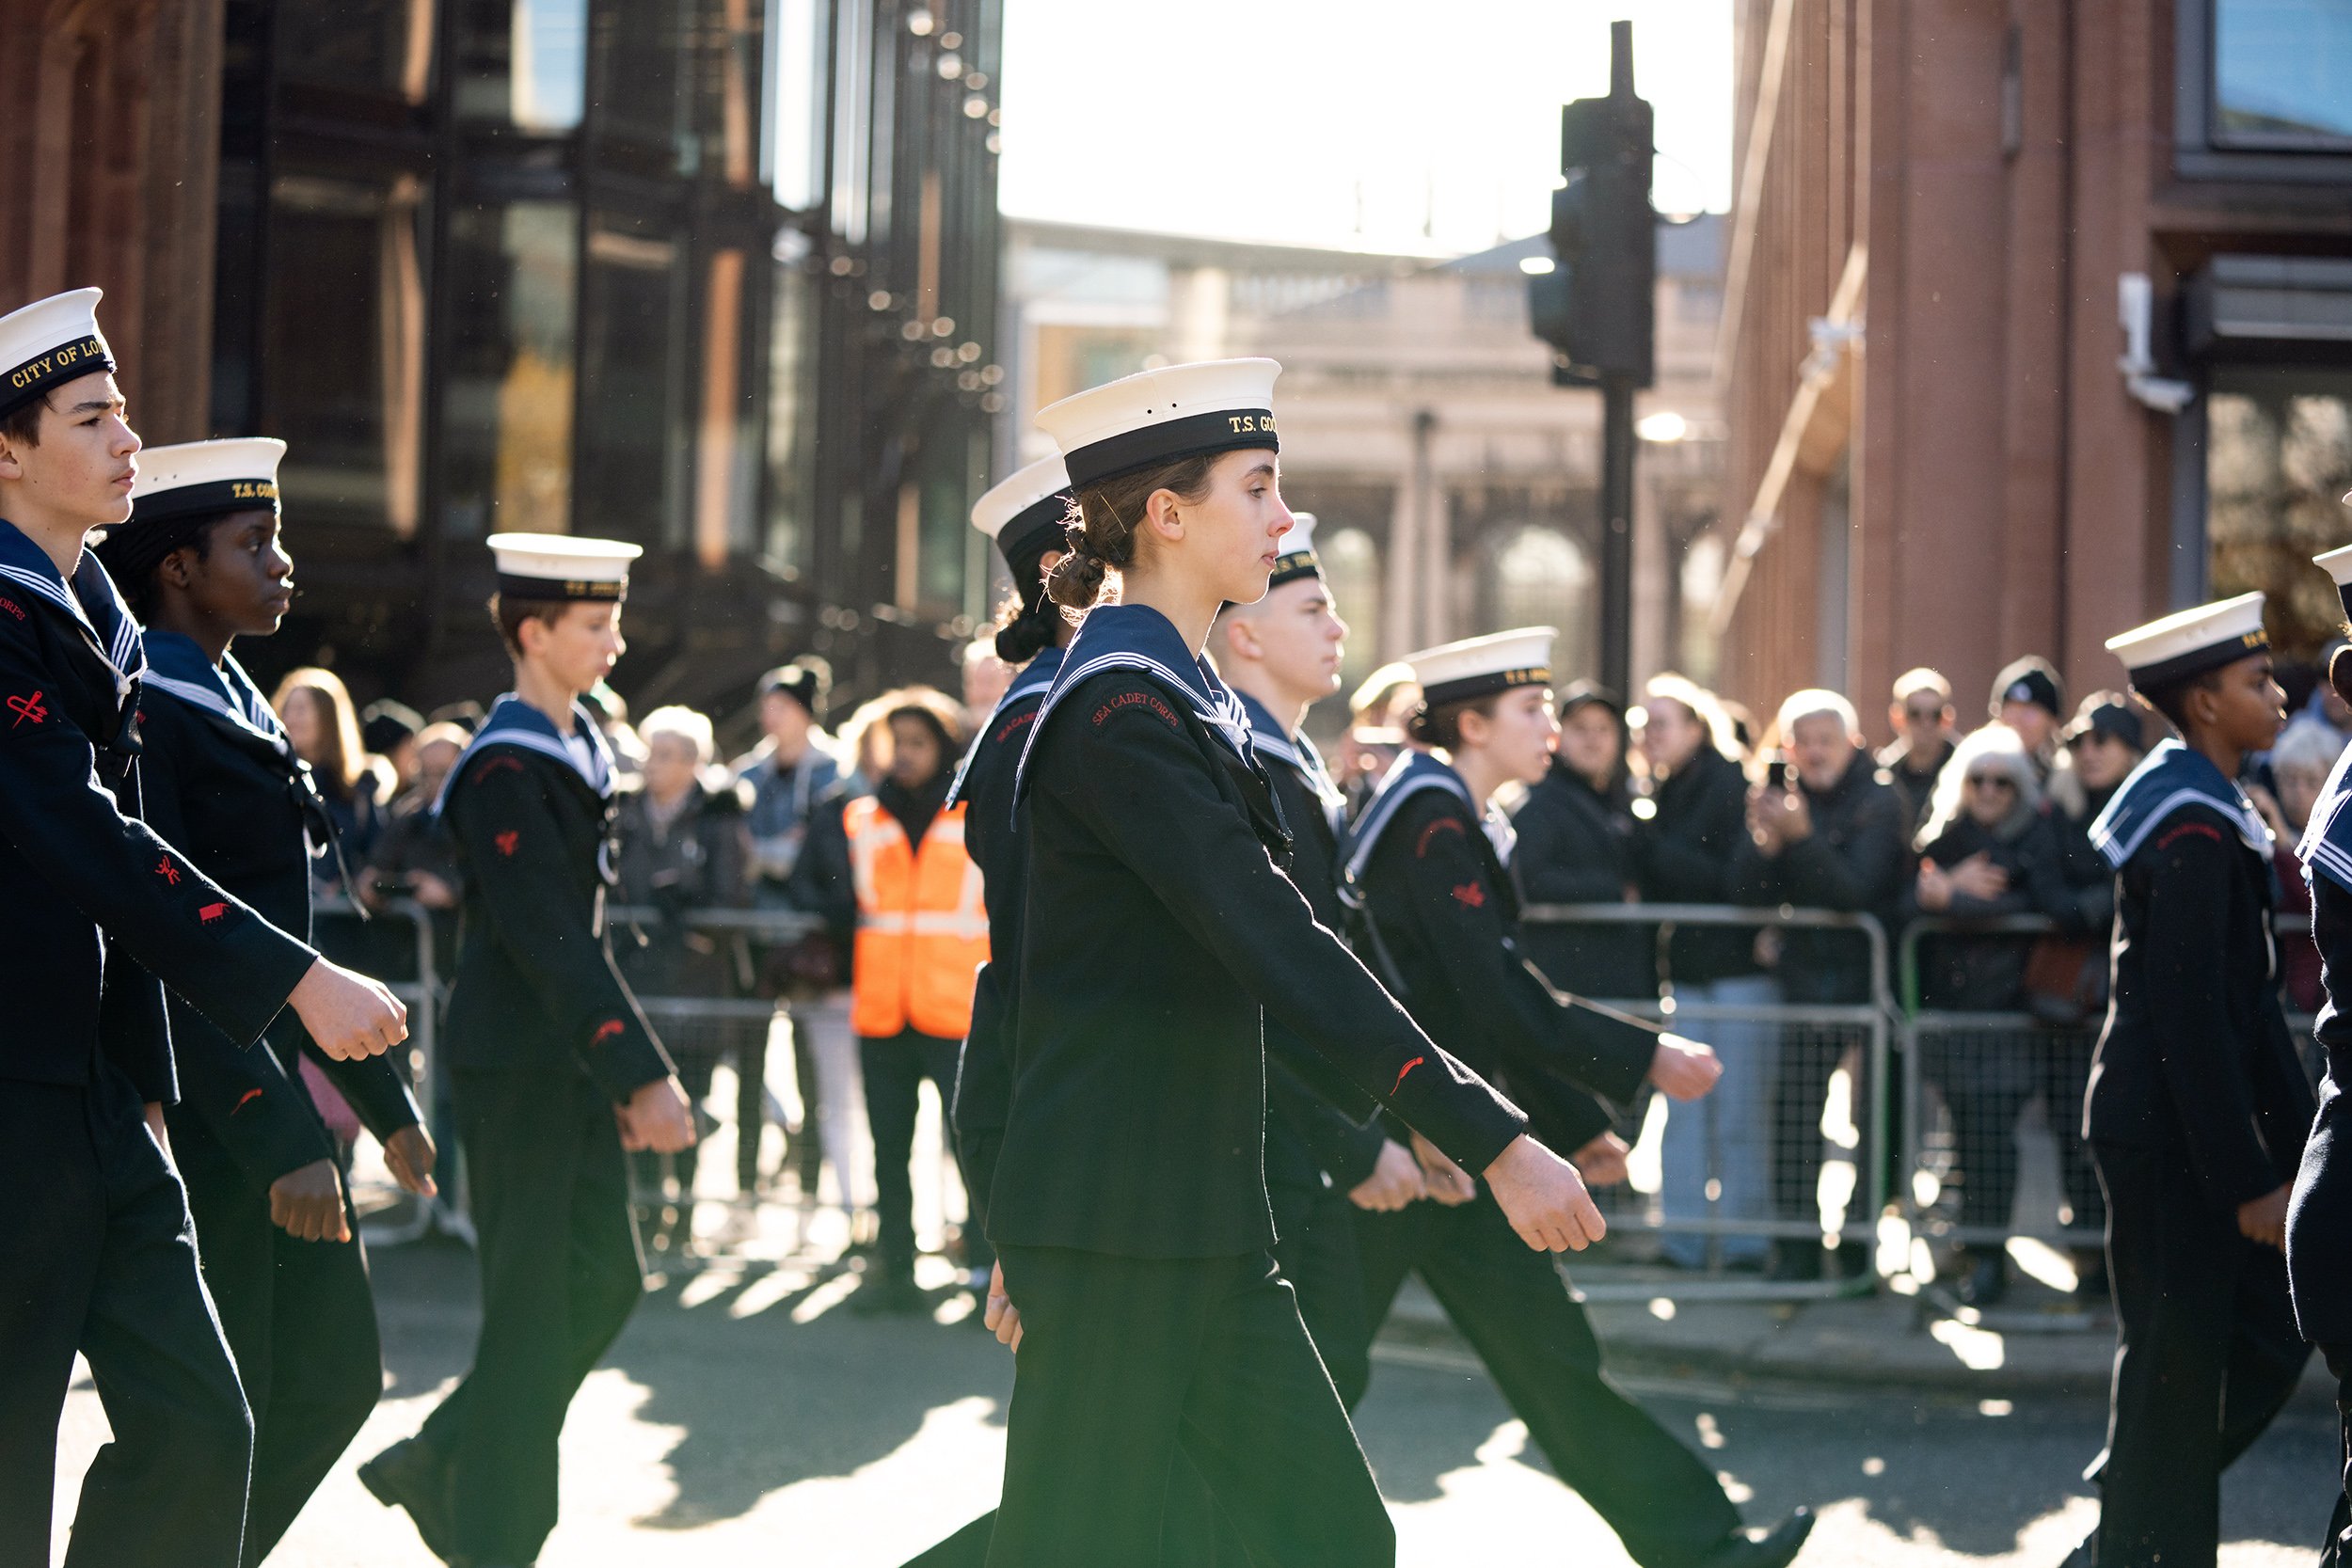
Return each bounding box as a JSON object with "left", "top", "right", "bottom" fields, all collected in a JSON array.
[
  {"left": 361, "top": 532, "right": 694, "bottom": 1568},
  {"left": 0, "top": 287, "right": 406, "bottom": 1568}
]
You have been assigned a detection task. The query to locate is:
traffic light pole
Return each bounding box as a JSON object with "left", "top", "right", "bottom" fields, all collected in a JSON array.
[{"left": 1599, "top": 372, "right": 1635, "bottom": 698}]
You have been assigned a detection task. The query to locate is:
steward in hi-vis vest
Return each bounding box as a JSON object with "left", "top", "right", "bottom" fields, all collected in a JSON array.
[
  {"left": 846, "top": 790, "right": 988, "bottom": 1040},
  {"left": 846, "top": 688, "right": 993, "bottom": 1316}
]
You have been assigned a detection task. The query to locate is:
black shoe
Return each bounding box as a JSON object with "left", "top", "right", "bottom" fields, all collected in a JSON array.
[
  {"left": 1702, "top": 1508, "right": 1816, "bottom": 1568},
  {"left": 358, "top": 1436, "right": 455, "bottom": 1561},
  {"left": 1956, "top": 1252, "right": 2009, "bottom": 1308},
  {"left": 850, "top": 1273, "right": 929, "bottom": 1316}
]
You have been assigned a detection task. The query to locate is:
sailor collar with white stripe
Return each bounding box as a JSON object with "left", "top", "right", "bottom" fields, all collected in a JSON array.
[
  {"left": 2089, "top": 736, "right": 2270, "bottom": 870},
  {"left": 1336, "top": 748, "right": 1505, "bottom": 911},
  {"left": 1234, "top": 687, "right": 1344, "bottom": 826},
  {"left": 946, "top": 643, "right": 1063, "bottom": 809},
  {"left": 141, "top": 629, "right": 290, "bottom": 756},
  {"left": 0, "top": 515, "right": 145, "bottom": 696},
  {"left": 2297, "top": 737, "right": 2352, "bottom": 895},
  {"left": 437, "top": 691, "right": 615, "bottom": 814},
  {"left": 1011, "top": 603, "right": 1255, "bottom": 807}
]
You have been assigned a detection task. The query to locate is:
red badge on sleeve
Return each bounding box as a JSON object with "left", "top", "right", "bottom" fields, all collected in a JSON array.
[
  {"left": 199, "top": 902, "right": 228, "bottom": 925},
  {"left": 7, "top": 690, "right": 46, "bottom": 728},
  {"left": 1450, "top": 881, "right": 1486, "bottom": 909},
  {"left": 494, "top": 830, "right": 520, "bottom": 857},
  {"left": 590, "top": 1019, "right": 626, "bottom": 1048},
  {"left": 154, "top": 856, "right": 181, "bottom": 885}
]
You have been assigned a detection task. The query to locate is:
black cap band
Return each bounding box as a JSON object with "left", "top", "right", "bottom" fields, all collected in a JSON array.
[
  {"left": 496, "top": 572, "right": 628, "bottom": 603},
  {"left": 131, "top": 477, "right": 280, "bottom": 526},
  {"left": 1422, "top": 665, "right": 1552, "bottom": 708},
  {"left": 1062, "top": 408, "right": 1277, "bottom": 490},
  {"left": 2336, "top": 581, "right": 2352, "bottom": 626},
  {"left": 1268, "top": 546, "right": 1322, "bottom": 589},
  {"left": 2126, "top": 627, "right": 2270, "bottom": 691},
  {"left": 996, "top": 490, "right": 1073, "bottom": 585},
  {"left": 0, "top": 334, "right": 115, "bottom": 419}
]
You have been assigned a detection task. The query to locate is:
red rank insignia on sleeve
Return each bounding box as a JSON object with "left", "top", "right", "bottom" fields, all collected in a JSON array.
[
  {"left": 494, "top": 830, "right": 520, "bottom": 857},
  {"left": 7, "top": 689, "right": 46, "bottom": 728},
  {"left": 1450, "top": 881, "right": 1486, "bottom": 909},
  {"left": 590, "top": 1019, "right": 626, "bottom": 1048},
  {"left": 154, "top": 856, "right": 181, "bottom": 885},
  {"left": 198, "top": 902, "right": 228, "bottom": 925}
]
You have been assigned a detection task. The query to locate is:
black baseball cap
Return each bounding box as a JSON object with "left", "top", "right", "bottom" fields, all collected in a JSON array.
[
  {"left": 2061, "top": 690, "right": 2143, "bottom": 751},
  {"left": 1990, "top": 656, "right": 2064, "bottom": 721}
]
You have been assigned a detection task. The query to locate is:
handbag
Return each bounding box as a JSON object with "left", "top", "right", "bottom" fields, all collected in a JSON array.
[{"left": 2023, "top": 934, "right": 2103, "bottom": 1025}]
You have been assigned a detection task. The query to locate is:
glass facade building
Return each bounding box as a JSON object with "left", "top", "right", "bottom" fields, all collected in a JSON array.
[{"left": 211, "top": 0, "right": 1005, "bottom": 715}]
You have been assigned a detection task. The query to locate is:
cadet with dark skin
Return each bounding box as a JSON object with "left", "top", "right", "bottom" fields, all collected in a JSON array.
[
  {"left": 97, "top": 438, "right": 439, "bottom": 1564},
  {"left": 2075, "top": 594, "right": 2315, "bottom": 1568}
]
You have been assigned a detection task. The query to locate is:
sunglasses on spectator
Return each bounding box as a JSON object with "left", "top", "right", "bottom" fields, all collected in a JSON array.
[{"left": 1964, "top": 773, "right": 2017, "bottom": 792}]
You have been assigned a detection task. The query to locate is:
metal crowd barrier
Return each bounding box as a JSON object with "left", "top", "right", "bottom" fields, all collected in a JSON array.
[
  {"left": 312, "top": 896, "right": 448, "bottom": 1246},
  {"left": 1898, "top": 911, "right": 2322, "bottom": 1321},
  {"left": 311, "top": 899, "right": 839, "bottom": 1257},
  {"left": 1518, "top": 903, "right": 1893, "bottom": 1302}
]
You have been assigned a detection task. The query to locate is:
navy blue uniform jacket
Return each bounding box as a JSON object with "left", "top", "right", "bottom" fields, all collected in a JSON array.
[
  {"left": 992, "top": 660, "right": 1528, "bottom": 1259},
  {"left": 0, "top": 529, "right": 314, "bottom": 1100},
  {"left": 136, "top": 649, "right": 421, "bottom": 1185}
]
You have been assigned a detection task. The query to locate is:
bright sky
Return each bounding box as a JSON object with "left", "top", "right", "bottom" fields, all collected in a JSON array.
[{"left": 994, "top": 0, "right": 1736, "bottom": 257}]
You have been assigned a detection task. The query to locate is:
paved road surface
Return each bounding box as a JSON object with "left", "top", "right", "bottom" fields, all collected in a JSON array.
[{"left": 54, "top": 1233, "right": 2340, "bottom": 1565}]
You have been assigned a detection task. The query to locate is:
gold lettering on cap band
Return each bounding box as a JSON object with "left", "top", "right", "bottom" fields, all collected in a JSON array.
[
  {"left": 1225, "top": 413, "right": 1279, "bottom": 435},
  {"left": 7, "top": 335, "right": 108, "bottom": 392}
]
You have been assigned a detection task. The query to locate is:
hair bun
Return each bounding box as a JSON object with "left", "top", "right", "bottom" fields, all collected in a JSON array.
[{"left": 1046, "top": 545, "right": 1109, "bottom": 615}]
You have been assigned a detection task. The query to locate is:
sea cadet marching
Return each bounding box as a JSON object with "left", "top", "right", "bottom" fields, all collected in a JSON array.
[
  {"left": 0, "top": 287, "right": 405, "bottom": 1568},
  {"left": 976, "top": 356, "right": 1606, "bottom": 1565},
  {"left": 2077, "top": 593, "right": 2314, "bottom": 1568},
  {"left": 1338, "top": 626, "right": 1815, "bottom": 1568},
  {"left": 2289, "top": 540, "right": 2352, "bottom": 1566},
  {"left": 359, "top": 533, "right": 694, "bottom": 1568},
  {"left": 96, "top": 437, "right": 438, "bottom": 1564}
]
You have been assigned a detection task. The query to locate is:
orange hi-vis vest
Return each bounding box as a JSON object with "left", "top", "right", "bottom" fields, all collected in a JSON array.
[{"left": 843, "top": 794, "right": 989, "bottom": 1039}]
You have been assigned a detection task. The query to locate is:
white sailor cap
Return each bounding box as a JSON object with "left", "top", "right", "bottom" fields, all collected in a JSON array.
[
  {"left": 0, "top": 288, "right": 114, "bottom": 420},
  {"left": 129, "top": 438, "right": 287, "bottom": 524},
  {"left": 1404, "top": 626, "right": 1557, "bottom": 708},
  {"left": 488, "top": 532, "right": 642, "bottom": 602},
  {"left": 1035, "top": 357, "right": 1281, "bottom": 490},
  {"left": 2105, "top": 592, "right": 2269, "bottom": 689},
  {"left": 2315, "top": 542, "right": 2352, "bottom": 623},
  {"left": 972, "top": 454, "right": 1073, "bottom": 575},
  {"left": 1269, "top": 512, "right": 1321, "bottom": 588}
]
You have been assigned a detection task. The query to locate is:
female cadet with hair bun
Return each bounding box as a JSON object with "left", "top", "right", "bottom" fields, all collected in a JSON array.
[{"left": 974, "top": 357, "right": 1607, "bottom": 1564}]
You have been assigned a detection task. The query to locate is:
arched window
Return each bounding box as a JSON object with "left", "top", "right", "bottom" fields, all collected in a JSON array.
[
  {"left": 1322, "top": 526, "right": 1383, "bottom": 690},
  {"left": 1488, "top": 527, "right": 1593, "bottom": 671}
]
